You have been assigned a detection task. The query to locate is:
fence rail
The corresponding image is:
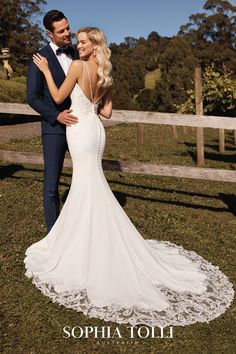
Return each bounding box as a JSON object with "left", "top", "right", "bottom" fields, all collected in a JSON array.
[
  {"left": 0, "top": 102, "right": 236, "bottom": 129},
  {"left": 0, "top": 102, "right": 235, "bottom": 182},
  {"left": 1, "top": 150, "right": 235, "bottom": 183}
]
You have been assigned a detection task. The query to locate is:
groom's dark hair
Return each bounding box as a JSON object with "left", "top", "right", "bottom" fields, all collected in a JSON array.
[{"left": 43, "top": 10, "right": 67, "bottom": 32}]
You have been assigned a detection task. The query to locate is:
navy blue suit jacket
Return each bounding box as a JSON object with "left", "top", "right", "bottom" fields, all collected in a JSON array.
[{"left": 27, "top": 44, "right": 79, "bottom": 135}]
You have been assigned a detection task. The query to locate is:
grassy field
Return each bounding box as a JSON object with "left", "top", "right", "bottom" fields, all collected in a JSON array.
[
  {"left": 145, "top": 68, "right": 161, "bottom": 90},
  {"left": 0, "top": 123, "right": 235, "bottom": 170},
  {"left": 1, "top": 123, "right": 236, "bottom": 354},
  {"left": 133, "top": 68, "right": 161, "bottom": 100}
]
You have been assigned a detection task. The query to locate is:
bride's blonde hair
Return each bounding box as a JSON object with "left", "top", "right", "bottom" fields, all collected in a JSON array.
[{"left": 77, "top": 27, "right": 113, "bottom": 89}]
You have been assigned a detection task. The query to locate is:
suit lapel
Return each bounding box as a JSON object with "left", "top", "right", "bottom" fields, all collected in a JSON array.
[
  {"left": 44, "top": 44, "right": 79, "bottom": 85},
  {"left": 45, "top": 44, "right": 66, "bottom": 82}
]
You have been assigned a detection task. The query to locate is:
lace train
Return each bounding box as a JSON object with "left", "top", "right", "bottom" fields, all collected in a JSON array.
[{"left": 25, "top": 240, "right": 234, "bottom": 327}]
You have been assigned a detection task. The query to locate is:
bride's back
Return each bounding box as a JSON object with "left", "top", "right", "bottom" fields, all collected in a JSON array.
[{"left": 77, "top": 60, "right": 105, "bottom": 104}]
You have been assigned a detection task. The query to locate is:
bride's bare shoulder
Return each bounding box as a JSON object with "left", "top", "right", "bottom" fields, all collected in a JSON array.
[
  {"left": 69, "top": 60, "right": 84, "bottom": 77},
  {"left": 71, "top": 59, "right": 84, "bottom": 69}
]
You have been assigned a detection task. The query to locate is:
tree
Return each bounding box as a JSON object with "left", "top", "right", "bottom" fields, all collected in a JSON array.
[
  {"left": 0, "top": 0, "right": 46, "bottom": 75},
  {"left": 136, "top": 89, "right": 152, "bottom": 111},
  {"left": 147, "top": 36, "right": 196, "bottom": 112},
  {"left": 110, "top": 55, "right": 142, "bottom": 110},
  {"left": 178, "top": 0, "right": 236, "bottom": 71},
  {"left": 176, "top": 64, "right": 236, "bottom": 116},
  {"left": 123, "top": 36, "right": 139, "bottom": 49},
  {"left": 147, "top": 31, "right": 161, "bottom": 43}
]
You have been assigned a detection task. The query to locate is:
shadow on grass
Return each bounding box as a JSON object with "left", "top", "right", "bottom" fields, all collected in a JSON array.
[
  {"left": 0, "top": 163, "right": 25, "bottom": 180},
  {"left": 226, "top": 135, "right": 236, "bottom": 145},
  {"left": 186, "top": 149, "right": 236, "bottom": 164},
  {"left": 1, "top": 164, "right": 235, "bottom": 215},
  {"left": 185, "top": 141, "right": 236, "bottom": 152},
  {"left": 203, "top": 144, "right": 236, "bottom": 152},
  {"left": 204, "top": 151, "right": 235, "bottom": 164},
  {"left": 0, "top": 164, "right": 67, "bottom": 183},
  {"left": 117, "top": 190, "right": 231, "bottom": 214},
  {"left": 112, "top": 191, "right": 127, "bottom": 207},
  {"left": 107, "top": 178, "right": 219, "bottom": 199},
  {"left": 218, "top": 193, "right": 236, "bottom": 216},
  {"left": 0, "top": 114, "right": 41, "bottom": 126},
  {"left": 107, "top": 180, "right": 236, "bottom": 215}
]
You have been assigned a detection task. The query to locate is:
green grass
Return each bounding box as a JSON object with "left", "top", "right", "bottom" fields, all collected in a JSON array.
[
  {"left": 145, "top": 68, "right": 161, "bottom": 90},
  {"left": 0, "top": 124, "right": 235, "bottom": 170},
  {"left": 0, "top": 123, "right": 236, "bottom": 353},
  {"left": 1, "top": 163, "right": 235, "bottom": 354}
]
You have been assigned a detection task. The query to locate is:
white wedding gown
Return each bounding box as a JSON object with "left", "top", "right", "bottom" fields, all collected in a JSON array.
[{"left": 24, "top": 64, "right": 234, "bottom": 327}]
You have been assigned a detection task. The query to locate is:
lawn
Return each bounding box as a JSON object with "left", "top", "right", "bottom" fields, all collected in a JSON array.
[
  {"left": 0, "top": 123, "right": 236, "bottom": 354},
  {"left": 0, "top": 123, "right": 235, "bottom": 170}
]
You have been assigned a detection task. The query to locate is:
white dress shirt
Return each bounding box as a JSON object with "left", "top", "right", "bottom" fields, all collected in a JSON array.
[{"left": 50, "top": 42, "right": 72, "bottom": 75}]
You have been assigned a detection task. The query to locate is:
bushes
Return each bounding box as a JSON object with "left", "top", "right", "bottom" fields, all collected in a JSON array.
[
  {"left": 176, "top": 64, "right": 236, "bottom": 116},
  {"left": 0, "top": 77, "right": 27, "bottom": 103}
]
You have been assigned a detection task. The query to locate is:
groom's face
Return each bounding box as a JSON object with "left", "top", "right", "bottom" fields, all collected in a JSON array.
[{"left": 47, "top": 18, "right": 71, "bottom": 48}]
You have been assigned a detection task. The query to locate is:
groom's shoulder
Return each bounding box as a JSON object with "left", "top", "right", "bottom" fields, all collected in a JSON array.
[{"left": 38, "top": 44, "right": 51, "bottom": 56}]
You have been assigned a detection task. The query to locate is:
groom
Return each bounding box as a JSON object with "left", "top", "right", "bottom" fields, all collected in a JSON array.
[{"left": 27, "top": 10, "right": 79, "bottom": 232}]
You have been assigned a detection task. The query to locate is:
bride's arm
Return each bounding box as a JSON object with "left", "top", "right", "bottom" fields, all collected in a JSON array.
[
  {"left": 98, "top": 89, "right": 112, "bottom": 119},
  {"left": 33, "top": 54, "right": 81, "bottom": 104}
]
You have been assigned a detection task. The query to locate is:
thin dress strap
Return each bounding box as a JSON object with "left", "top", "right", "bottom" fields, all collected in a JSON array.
[
  {"left": 84, "top": 61, "right": 94, "bottom": 102},
  {"left": 81, "top": 61, "right": 85, "bottom": 91}
]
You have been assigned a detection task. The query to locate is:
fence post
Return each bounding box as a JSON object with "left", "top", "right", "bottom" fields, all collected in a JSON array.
[
  {"left": 182, "top": 126, "right": 187, "bottom": 136},
  {"left": 195, "top": 65, "right": 204, "bottom": 167},
  {"left": 137, "top": 123, "right": 145, "bottom": 144},
  {"left": 171, "top": 126, "right": 178, "bottom": 139},
  {"left": 219, "top": 129, "right": 225, "bottom": 153}
]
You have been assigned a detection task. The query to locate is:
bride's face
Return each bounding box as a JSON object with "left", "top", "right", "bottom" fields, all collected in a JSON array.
[{"left": 77, "top": 32, "right": 97, "bottom": 60}]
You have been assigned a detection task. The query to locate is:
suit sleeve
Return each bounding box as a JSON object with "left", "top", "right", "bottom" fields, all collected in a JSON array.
[{"left": 26, "top": 57, "right": 60, "bottom": 125}]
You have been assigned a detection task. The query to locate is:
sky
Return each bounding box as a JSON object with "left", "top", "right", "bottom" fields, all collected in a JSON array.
[{"left": 39, "top": 0, "right": 236, "bottom": 45}]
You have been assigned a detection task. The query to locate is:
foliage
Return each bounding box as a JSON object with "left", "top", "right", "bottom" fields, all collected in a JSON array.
[
  {"left": 178, "top": 0, "right": 236, "bottom": 72},
  {"left": 0, "top": 77, "right": 26, "bottom": 103},
  {"left": 110, "top": 34, "right": 170, "bottom": 110},
  {"left": 1, "top": 0, "right": 235, "bottom": 113},
  {"left": 137, "top": 36, "right": 195, "bottom": 112},
  {"left": 177, "top": 64, "right": 236, "bottom": 116},
  {"left": 10, "top": 76, "right": 27, "bottom": 84},
  {"left": 135, "top": 89, "right": 152, "bottom": 111},
  {"left": 0, "top": 0, "right": 46, "bottom": 75},
  {"left": 135, "top": 0, "right": 236, "bottom": 113}
]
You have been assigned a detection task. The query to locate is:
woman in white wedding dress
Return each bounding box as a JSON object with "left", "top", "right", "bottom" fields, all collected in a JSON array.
[{"left": 24, "top": 27, "right": 234, "bottom": 327}]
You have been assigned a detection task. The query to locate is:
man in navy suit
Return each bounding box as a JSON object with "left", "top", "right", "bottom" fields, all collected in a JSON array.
[{"left": 27, "top": 10, "right": 79, "bottom": 232}]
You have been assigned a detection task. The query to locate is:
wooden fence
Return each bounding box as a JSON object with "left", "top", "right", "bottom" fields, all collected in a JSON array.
[{"left": 0, "top": 102, "right": 236, "bottom": 182}]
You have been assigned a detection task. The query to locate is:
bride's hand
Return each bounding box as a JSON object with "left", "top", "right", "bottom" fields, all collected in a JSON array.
[{"left": 33, "top": 53, "right": 49, "bottom": 73}]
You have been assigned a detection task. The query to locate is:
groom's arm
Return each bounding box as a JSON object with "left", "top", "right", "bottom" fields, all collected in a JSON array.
[{"left": 27, "top": 58, "right": 59, "bottom": 125}]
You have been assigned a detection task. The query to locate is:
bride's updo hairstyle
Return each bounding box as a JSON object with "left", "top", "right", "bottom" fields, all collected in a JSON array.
[{"left": 77, "top": 27, "right": 113, "bottom": 89}]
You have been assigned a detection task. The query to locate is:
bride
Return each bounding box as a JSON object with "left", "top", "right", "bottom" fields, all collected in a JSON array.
[{"left": 24, "top": 27, "right": 234, "bottom": 327}]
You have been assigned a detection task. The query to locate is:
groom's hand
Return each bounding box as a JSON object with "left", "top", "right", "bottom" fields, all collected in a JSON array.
[{"left": 57, "top": 110, "right": 78, "bottom": 126}]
